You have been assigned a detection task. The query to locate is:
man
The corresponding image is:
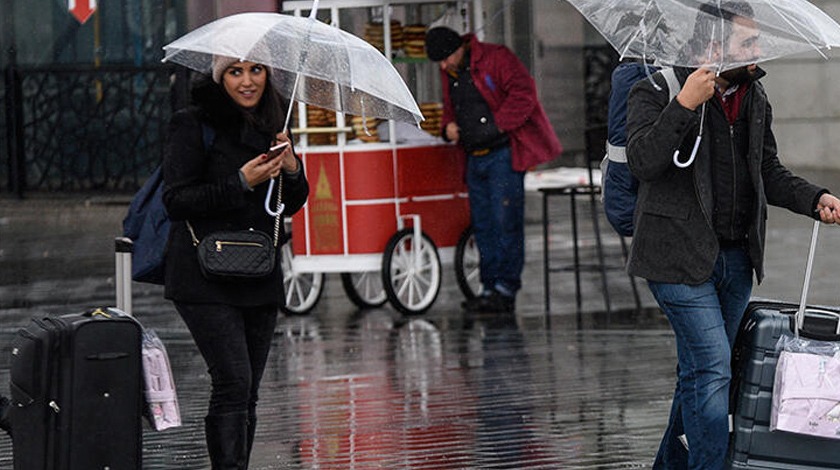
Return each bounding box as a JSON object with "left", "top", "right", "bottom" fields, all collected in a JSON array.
[
  {"left": 626, "top": 3, "right": 840, "bottom": 468},
  {"left": 424, "top": 27, "right": 562, "bottom": 314}
]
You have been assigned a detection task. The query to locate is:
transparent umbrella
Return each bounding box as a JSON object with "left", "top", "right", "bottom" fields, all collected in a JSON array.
[
  {"left": 162, "top": 10, "right": 424, "bottom": 129},
  {"left": 564, "top": 0, "right": 840, "bottom": 166},
  {"left": 564, "top": 0, "right": 840, "bottom": 70}
]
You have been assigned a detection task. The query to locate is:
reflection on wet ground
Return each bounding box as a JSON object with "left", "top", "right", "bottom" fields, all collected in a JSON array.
[
  {"left": 1, "top": 168, "right": 838, "bottom": 468},
  {"left": 0, "top": 305, "right": 676, "bottom": 469}
]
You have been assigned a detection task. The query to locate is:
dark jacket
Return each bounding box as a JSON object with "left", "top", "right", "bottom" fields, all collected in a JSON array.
[
  {"left": 162, "top": 79, "right": 309, "bottom": 306},
  {"left": 439, "top": 34, "right": 562, "bottom": 171},
  {"left": 626, "top": 67, "right": 826, "bottom": 284}
]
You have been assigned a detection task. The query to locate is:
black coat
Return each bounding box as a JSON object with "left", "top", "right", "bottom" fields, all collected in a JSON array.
[
  {"left": 162, "top": 80, "right": 309, "bottom": 306},
  {"left": 626, "top": 67, "right": 825, "bottom": 284}
]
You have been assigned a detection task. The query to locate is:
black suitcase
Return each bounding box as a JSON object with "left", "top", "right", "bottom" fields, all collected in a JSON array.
[
  {"left": 729, "top": 221, "right": 840, "bottom": 469},
  {"left": 9, "top": 308, "right": 144, "bottom": 470}
]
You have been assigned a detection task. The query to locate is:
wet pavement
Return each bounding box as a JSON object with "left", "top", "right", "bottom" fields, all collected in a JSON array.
[{"left": 0, "top": 168, "right": 838, "bottom": 469}]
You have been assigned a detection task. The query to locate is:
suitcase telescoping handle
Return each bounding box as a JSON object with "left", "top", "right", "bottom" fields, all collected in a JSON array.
[
  {"left": 794, "top": 220, "right": 840, "bottom": 337},
  {"left": 115, "top": 236, "right": 133, "bottom": 316}
]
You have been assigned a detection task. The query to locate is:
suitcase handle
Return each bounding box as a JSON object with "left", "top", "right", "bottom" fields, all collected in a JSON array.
[
  {"left": 794, "top": 220, "right": 819, "bottom": 336},
  {"left": 799, "top": 308, "right": 840, "bottom": 336}
]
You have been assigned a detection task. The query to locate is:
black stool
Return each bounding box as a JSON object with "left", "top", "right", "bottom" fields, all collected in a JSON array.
[{"left": 540, "top": 126, "right": 641, "bottom": 314}]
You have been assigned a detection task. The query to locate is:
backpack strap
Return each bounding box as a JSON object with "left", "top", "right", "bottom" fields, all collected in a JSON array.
[
  {"left": 660, "top": 68, "right": 681, "bottom": 103},
  {"left": 200, "top": 123, "right": 215, "bottom": 151},
  {"left": 606, "top": 143, "right": 626, "bottom": 163}
]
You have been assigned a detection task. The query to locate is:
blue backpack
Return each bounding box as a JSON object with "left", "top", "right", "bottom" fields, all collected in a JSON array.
[
  {"left": 123, "top": 166, "right": 168, "bottom": 284},
  {"left": 601, "top": 65, "right": 679, "bottom": 237},
  {"left": 122, "top": 124, "right": 215, "bottom": 284}
]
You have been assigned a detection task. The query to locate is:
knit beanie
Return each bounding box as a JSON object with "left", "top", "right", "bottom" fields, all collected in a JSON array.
[
  {"left": 425, "top": 27, "right": 463, "bottom": 61},
  {"left": 212, "top": 56, "right": 240, "bottom": 83}
]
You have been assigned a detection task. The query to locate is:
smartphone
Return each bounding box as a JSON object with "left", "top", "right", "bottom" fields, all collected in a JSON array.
[{"left": 266, "top": 141, "right": 290, "bottom": 160}]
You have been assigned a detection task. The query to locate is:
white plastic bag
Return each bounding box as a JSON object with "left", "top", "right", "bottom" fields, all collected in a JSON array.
[
  {"left": 142, "top": 329, "right": 182, "bottom": 431},
  {"left": 772, "top": 334, "right": 840, "bottom": 439}
]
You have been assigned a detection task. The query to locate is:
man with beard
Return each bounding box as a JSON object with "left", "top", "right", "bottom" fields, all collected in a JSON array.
[{"left": 626, "top": 2, "right": 840, "bottom": 468}]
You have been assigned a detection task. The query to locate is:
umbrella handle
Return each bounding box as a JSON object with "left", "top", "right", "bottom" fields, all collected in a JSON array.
[
  {"left": 673, "top": 100, "right": 708, "bottom": 168},
  {"left": 673, "top": 135, "right": 701, "bottom": 168},
  {"left": 264, "top": 178, "right": 285, "bottom": 217}
]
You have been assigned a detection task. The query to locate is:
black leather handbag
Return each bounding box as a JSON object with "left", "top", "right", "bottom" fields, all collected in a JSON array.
[
  {"left": 192, "top": 228, "right": 275, "bottom": 281},
  {"left": 187, "top": 176, "right": 283, "bottom": 282}
]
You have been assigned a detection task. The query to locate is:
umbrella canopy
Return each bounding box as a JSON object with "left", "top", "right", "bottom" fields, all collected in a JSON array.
[
  {"left": 162, "top": 12, "right": 423, "bottom": 125},
  {"left": 564, "top": 0, "right": 840, "bottom": 71}
]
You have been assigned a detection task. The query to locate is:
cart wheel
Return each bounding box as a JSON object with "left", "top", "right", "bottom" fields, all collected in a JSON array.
[
  {"left": 382, "top": 228, "right": 441, "bottom": 315},
  {"left": 341, "top": 271, "right": 387, "bottom": 309},
  {"left": 279, "top": 240, "right": 324, "bottom": 315},
  {"left": 455, "top": 226, "right": 482, "bottom": 300}
]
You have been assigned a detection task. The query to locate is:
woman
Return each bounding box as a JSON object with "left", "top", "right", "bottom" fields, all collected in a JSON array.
[{"left": 162, "top": 57, "right": 309, "bottom": 469}]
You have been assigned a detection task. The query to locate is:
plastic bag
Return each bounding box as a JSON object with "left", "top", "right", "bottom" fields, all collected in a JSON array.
[
  {"left": 771, "top": 334, "right": 840, "bottom": 439},
  {"left": 142, "top": 329, "right": 182, "bottom": 431}
]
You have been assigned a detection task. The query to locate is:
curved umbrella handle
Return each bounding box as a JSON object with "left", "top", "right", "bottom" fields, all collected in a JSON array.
[{"left": 673, "top": 135, "right": 701, "bottom": 168}]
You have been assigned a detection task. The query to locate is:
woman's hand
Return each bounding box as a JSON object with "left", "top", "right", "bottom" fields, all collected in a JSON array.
[
  {"left": 239, "top": 132, "right": 295, "bottom": 188},
  {"left": 272, "top": 132, "right": 298, "bottom": 175}
]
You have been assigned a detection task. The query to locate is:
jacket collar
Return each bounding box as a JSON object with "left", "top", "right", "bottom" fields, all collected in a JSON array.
[{"left": 463, "top": 34, "right": 482, "bottom": 65}]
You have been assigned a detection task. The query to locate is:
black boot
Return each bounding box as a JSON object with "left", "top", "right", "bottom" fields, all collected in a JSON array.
[
  {"left": 0, "top": 394, "right": 11, "bottom": 438},
  {"left": 205, "top": 411, "right": 248, "bottom": 469},
  {"left": 244, "top": 412, "right": 257, "bottom": 469}
]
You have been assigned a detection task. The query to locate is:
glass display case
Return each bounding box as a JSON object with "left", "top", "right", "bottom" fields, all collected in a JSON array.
[
  {"left": 281, "top": 0, "right": 482, "bottom": 147},
  {"left": 276, "top": 1, "right": 483, "bottom": 316}
]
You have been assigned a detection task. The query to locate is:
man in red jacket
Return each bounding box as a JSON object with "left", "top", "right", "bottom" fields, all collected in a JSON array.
[{"left": 426, "top": 27, "right": 562, "bottom": 313}]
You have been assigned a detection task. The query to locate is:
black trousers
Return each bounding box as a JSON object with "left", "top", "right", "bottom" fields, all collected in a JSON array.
[{"left": 174, "top": 302, "right": 278, "bottom": 417}]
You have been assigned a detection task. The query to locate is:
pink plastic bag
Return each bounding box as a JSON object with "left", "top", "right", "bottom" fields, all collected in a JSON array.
[
  {"left": 771, "top": 340, "right": 840, "bottom": 439},
  {"left": 142, "top": 329, "right": 181, "bottom": 431}
]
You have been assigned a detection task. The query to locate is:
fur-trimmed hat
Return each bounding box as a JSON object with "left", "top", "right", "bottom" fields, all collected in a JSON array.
[
  {"left": 212, "top": 56, "right": 240, "bottom": 83},
  {"left": 425, "top": 27, "right": 463, "bottom": 62}
]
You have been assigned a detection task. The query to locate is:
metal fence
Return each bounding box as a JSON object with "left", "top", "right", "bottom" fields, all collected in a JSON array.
[
  {"left": 3, "top": 63, "right": 187, "bottom": 196},
  {"left": 2, "top": 46, "right": 616, "bottom": 196}
]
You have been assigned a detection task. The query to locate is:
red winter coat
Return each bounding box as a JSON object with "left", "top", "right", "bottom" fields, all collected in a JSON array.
[{"left": 439, "top": 34, "right": 562, "bottom": 171}]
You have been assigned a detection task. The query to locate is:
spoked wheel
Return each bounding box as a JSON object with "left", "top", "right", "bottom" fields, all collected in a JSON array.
[
  {"left": 382, "top": 228, "right": 441, "bottom": 315},
  {"left": 454, "top": 226, "right": 482, "bottom": 300},
  {"left": 341, "top": 271, "right": 387, "bottom": 309},
  {"left": 279, "top": 240, "right": 324, "bottom": 315}
]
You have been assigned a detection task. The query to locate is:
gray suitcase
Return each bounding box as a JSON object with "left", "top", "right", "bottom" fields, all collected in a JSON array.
[{"left": 729, "top": 221, "right": 840, "bottom": 468}]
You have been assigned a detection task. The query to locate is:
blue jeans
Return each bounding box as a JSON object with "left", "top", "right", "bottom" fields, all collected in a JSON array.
[
  {"left": 466, "top": 146, "right": 525, "bottom": 296},
  {"left": 648, "top": 247, "right": 753, "bottom": 470}
]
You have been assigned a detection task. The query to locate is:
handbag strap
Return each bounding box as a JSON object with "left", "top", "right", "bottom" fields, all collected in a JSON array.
[
  {"left": 186, "top": 176, "right": 282, "bottom": 248},
  {"left": 272, "top": 175, "right": 282, "bottom": 248}
]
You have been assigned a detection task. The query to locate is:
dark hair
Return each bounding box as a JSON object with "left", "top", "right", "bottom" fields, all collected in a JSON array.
[
  {"left": 684, "top": 1, "right": 755, "bottom": 61},
  {"left": 191, "top": 67, "right": 288, "bottom": 135}
]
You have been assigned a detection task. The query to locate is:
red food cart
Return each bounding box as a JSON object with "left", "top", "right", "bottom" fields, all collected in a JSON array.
[
  {"left": 279, "top": 0, "right": 485, "bottom": 314},
  {"left": 281, "top": 139, "right": 479, "bottom": 314}
]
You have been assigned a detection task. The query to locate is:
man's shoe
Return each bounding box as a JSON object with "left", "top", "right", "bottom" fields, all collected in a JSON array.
[
  {"left": 461, "top": 291, "right": 492, "bottom": 311},
  {"left": 460, "top": 296, "right": 483, "bottom": 311},
  {"left": 468, "top": 291, "right": 515, "bottom": 314}
]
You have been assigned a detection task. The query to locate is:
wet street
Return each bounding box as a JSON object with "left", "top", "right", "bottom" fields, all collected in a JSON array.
[{"left": 1, "top": 168, "right": 839, "bottom": 469}]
